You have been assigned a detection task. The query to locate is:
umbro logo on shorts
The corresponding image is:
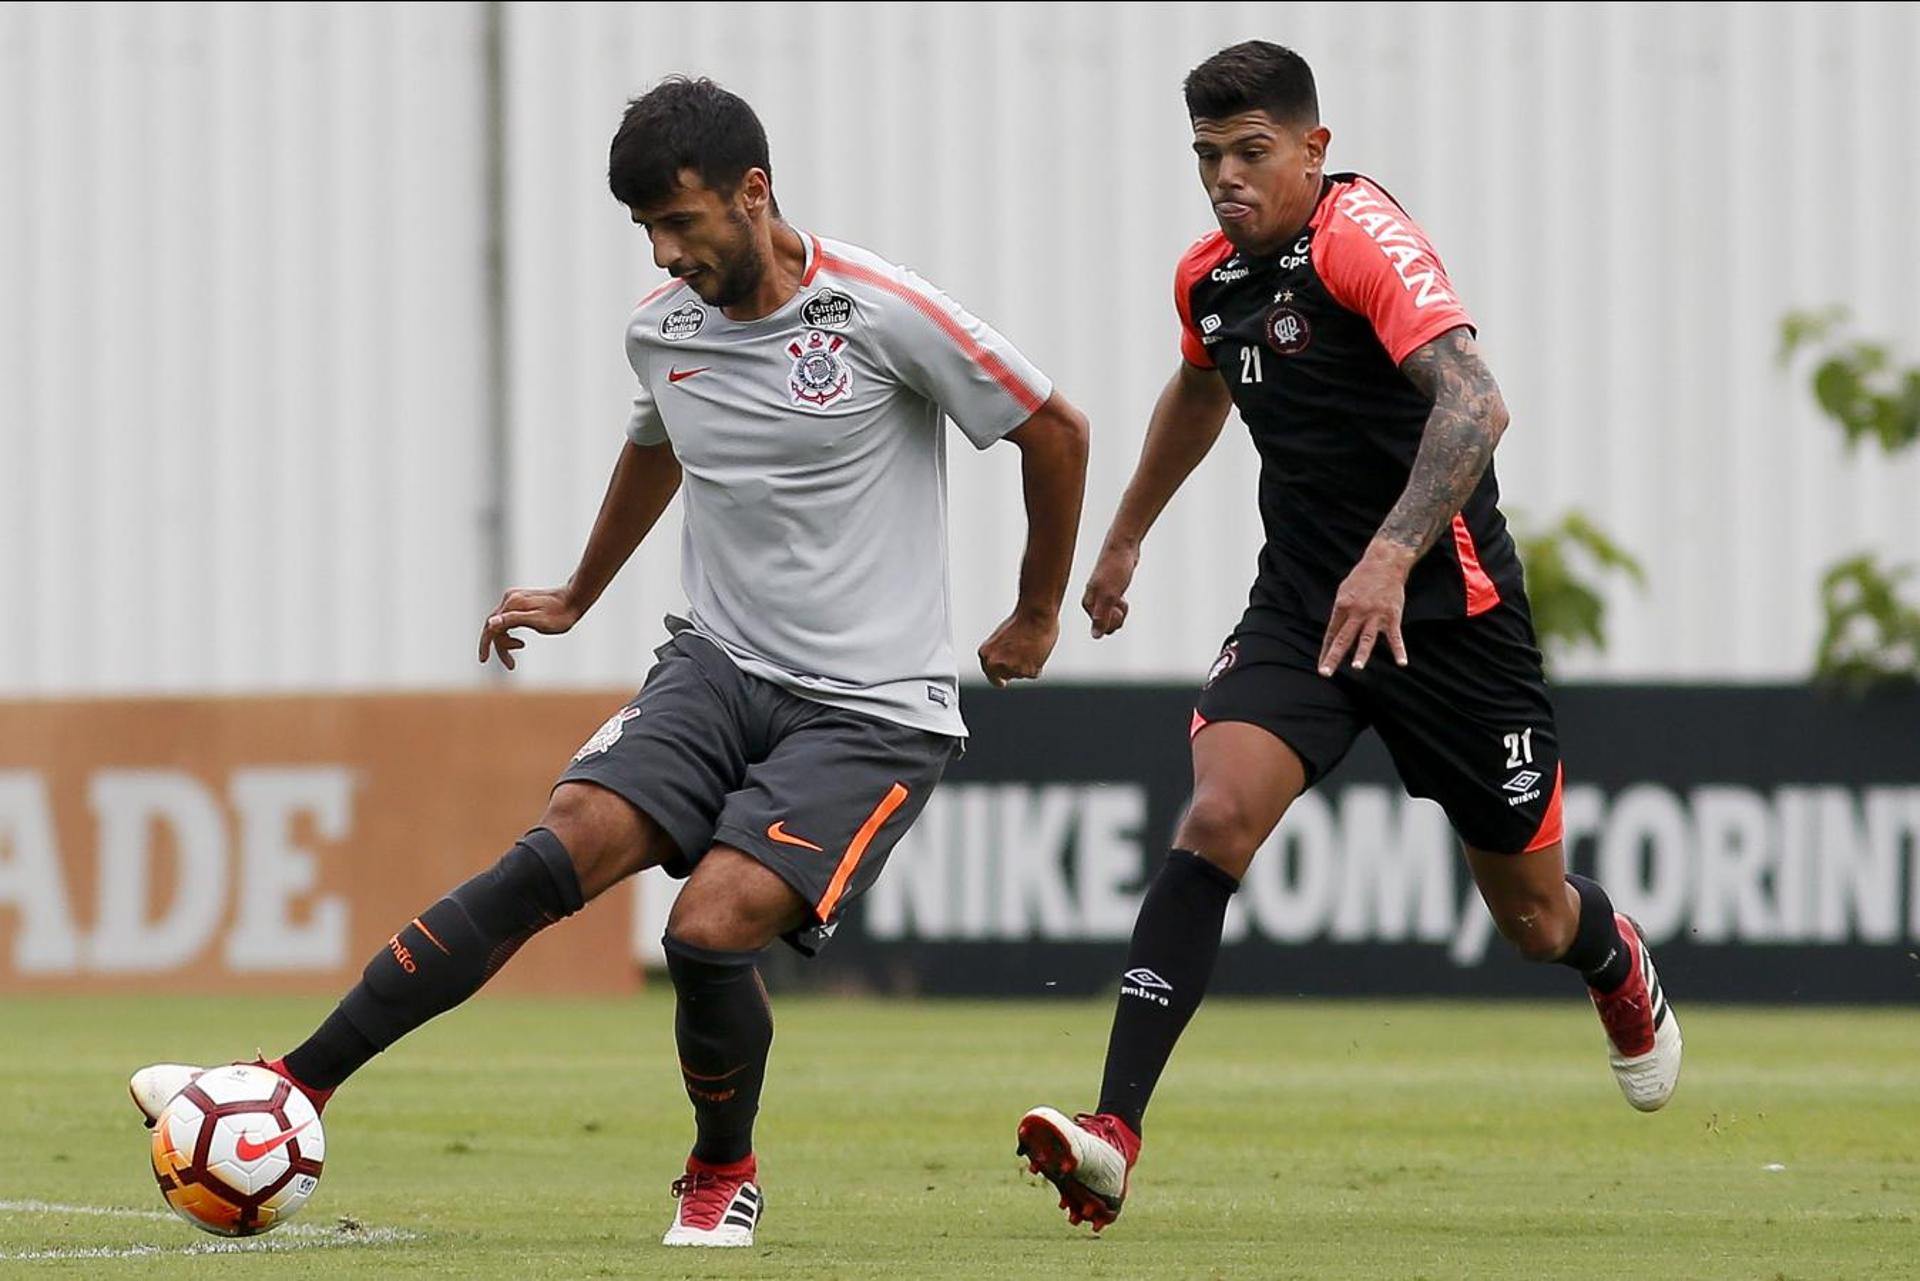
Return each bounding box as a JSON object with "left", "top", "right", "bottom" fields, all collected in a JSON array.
[{"left": 1502, "top": 769, "right": 1543, "bottom": 794}]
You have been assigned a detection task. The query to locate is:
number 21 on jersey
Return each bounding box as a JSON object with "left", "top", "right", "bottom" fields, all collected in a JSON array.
[{"left": 1239, "top": 345, "right": 1263, "bottom": 384}]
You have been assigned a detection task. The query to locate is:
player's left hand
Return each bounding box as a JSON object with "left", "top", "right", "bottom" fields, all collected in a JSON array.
[
  {"left": 978, "top": 607, "right": 1061, "bottom": 688},
  {"left": 1319, "top": 545, "right": 1414, "bottom": 675}
]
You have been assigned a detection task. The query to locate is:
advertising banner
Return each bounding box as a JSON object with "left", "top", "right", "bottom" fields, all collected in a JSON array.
[
  {"left": 0, "top": 694, "right": 640, "bottom": 994},
  {"left": 823, "top": 685, "right": 1920, "bottom": 1002}
]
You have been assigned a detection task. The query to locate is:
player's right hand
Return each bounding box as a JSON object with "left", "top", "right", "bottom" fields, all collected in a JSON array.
[
  {"left": 478, "top": 586, "right": 583, "bottom": 671},
  {"left": 1081, "top": 542, "right": 1140, "bottom": 639}
]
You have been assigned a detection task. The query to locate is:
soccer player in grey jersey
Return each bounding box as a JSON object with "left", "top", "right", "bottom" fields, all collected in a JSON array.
[{"left": 128, "top": 77, "right": 1089, "bottom": 1248}]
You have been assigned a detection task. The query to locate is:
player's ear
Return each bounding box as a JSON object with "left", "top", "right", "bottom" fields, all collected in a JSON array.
[
  {"left": 1303, "top": 124, "right": 1331, "bottom": 173},
  {"left": 737, "top": 167, "right": 772, "bottom": 217}
]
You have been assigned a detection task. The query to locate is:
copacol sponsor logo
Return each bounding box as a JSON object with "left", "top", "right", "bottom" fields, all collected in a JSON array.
[
  {"left": 1120, "top": 968, "right": 1173, "bottom": 1006},
  {"left": 862, "top": 780, "right": 1920, "bottom": 966}
]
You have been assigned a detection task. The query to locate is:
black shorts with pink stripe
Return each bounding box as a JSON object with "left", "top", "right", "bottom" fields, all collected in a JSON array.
[
  {"left": 1193, "top": 579, "right": 1564, "bottom": 854},
  {"left": 559, "top": 625, "right": 959, "bottom": 955}
]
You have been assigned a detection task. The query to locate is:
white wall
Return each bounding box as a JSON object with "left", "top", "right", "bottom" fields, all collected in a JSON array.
[
  {"left": 7, "top": 1, "right": 1920, "bottom": 694},
  {"left": 1, "top": 1, "right": 492, "bottom": 692}
]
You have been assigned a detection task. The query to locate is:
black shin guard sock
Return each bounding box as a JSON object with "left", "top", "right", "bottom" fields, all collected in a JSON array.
[
  {"left": 315, "top": 828, "right": 584, "bottom": 1065},
  {"left": 1095, "top": 849, "right": 1240, "bottom": 1137},
  {"left": 282, "top": 1008, "right": 379, "bottom": 1093},
  {"left": 1561, "top": 873, "right": 1631, "bottom": 992},
  {"left": 664, "top": 935, "right": 773, "bottom": 1167}
]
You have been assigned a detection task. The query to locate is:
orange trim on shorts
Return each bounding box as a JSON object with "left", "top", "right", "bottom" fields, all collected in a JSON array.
[
  {"left": 1190, "top": 709, "right": 1209, "bottom": 739},
  {"left": 1523, "top": 763, "right": 1566, "bottom": 852},
  {"left": 816, "top": 783, "right": 910, "bottom": 921}
]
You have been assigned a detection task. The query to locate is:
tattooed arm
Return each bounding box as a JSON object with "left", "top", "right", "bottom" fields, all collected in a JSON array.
[
  {"left": 1375, "top": 327, "right": 1511, "bottom": 557},
  {"left": 1315, "top": 326, "right": 1511, "bottom": 674}
]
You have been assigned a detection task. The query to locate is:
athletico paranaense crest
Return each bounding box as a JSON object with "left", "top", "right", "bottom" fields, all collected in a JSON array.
[{"left": 787, "top": 330, "right": 854, "bottom": 409}]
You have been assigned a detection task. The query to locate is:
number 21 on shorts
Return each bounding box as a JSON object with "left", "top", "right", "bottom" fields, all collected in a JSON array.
[{"left": 1503, "top": 728, "right": 1535, "bottom": 768}]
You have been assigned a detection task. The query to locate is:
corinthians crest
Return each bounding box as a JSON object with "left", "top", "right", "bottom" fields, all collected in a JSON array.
[
  {"left": 572, "top": 707, "right": 640, "bottom": 762},
  {"left": 787, "top": 329, "right": 854, "bottom": 409}
]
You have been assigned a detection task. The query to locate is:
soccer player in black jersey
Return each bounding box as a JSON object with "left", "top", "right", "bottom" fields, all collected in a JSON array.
[{"left": 1017, "top": 40, "right": 1681, "bottom": 1231}]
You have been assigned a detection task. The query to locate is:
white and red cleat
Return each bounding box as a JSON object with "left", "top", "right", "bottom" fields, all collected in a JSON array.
[
  {"left": 662, "top": 1154, "right": 762, "bottom": 1247},
  {"left": 129, "top": 1056, "right": 331, "bottom": 1128},
  {"left": 1016, "top": 1107, "right": 1139, "bottom": 1231},
  {"left": 1591, "top": 914, "right": 1682, "bottom": 1111}
]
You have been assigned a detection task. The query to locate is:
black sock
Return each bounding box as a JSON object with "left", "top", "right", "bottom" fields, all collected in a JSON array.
[
  {"left": 1095, "top": 849, "right": 1239, "bottom": 1137},
  {"left": 1561, "top": 874, "right": 1631, "bottom": 992},
  {"left": 285, "top": 828, "right": 584, "bottom": 1087},
  {"left": 664, "top": 935, "right": 774, "bottom": 1167},
  {"left": 282, "top": 1009, "right": 378, "bottom": 1093}
]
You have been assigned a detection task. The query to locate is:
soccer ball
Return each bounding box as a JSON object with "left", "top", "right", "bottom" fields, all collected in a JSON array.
[{"left": 148, "top": 1064, "right": 326, "bottom": 1236}]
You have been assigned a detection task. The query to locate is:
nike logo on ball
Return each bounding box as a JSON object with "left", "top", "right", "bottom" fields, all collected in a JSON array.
[
  {"left": 235, "top": 1120, "right": 311, "bottom": 1162},
  {"left": 667, "top": 366, "right": 711, "bottom": 383}
]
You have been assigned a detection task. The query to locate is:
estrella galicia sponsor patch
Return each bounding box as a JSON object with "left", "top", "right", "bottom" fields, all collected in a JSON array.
[
  {"left": 660, "top": 303, "right": 705, "bottom": 342},
  {"left": 800, "top": 289, "right": 855, "bottom": 330},
  {"left": 787, "top": 329, "right": 855, "bottom": 409},
  {"left": 1265, "top": 305, "right": 1311, "bottom": 355},
  {"left": 573, "top": 707, "right": 641, "bottom": 761}
]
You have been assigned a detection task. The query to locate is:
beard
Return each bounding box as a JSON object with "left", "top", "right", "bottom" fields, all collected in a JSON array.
[{"left": 696, "top": 210, "right": 768, "bottom": 308}]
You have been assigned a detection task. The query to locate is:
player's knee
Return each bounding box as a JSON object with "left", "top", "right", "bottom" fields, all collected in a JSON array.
[
  {"left": 1491, "top": 896, "right": 1578, "bottom": 962},
  {"left": 1176, "top": 792, "right": 1268, "bottom": 876},
  {"left": 667, "top": 893, "right": 772, "bottom": 953},
  {"left": 667, "top": 858, "right": 802, "bottom": 953},
  {"left": 538, "top": 782, "right": 653, "bottom": 896}
]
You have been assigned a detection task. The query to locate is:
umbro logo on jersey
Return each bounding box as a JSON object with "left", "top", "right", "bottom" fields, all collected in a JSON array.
[
  {"left": 1200, "top": 313, "right": 1223, "bottom": 335},
  {"left": 660, "top": 302, "right": 706, "bottom": 341},
  {"left": 668, "top": 366, "right": 711, "bottom": 383},
  {"left": 1121, "top": 968, "right": 1172, "bottom": 1007}
]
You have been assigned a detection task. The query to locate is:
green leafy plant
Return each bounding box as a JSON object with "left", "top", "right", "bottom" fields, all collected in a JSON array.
[
  {"left": 1814, "top": 556, "right": 1920, "bottom": 692},
  {"left": 1510, "top": 510, "right": 1646, "bottom": 672},
  {"left": 1781, "top": 308, "right": 1920, "bottom": 688},
  {"left": 1779, "top": 307, "right": 1920, "bottom": 454}
]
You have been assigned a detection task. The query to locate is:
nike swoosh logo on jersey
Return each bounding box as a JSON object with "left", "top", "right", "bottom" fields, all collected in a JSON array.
[
  {"left": 667, "top": 366, "right": 711, "bottom": 383},
  {"left": 234, "top": 1119, "right": 311, "bottom": 1162},
  {"left": 766, "top": 821, "right": 824, "bottom": 852}
]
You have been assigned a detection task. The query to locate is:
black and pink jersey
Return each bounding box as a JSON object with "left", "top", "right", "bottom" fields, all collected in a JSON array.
[{"left": 1176, "top": 172, "right": 1523, "bottom": 624}]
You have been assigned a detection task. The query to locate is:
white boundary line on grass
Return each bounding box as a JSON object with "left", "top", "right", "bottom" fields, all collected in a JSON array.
[{"left": 0, "top": 1200, "right": 419, "bottom": 1260}]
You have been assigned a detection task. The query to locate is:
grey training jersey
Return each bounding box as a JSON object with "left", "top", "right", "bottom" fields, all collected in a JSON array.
[{"left": 624, "top": 231, "right": 1053, "bottom": 737}]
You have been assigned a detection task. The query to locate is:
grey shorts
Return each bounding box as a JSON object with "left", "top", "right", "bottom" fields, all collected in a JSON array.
[{"left": 558, "top": 625, "right": 961, "bottom": 954}]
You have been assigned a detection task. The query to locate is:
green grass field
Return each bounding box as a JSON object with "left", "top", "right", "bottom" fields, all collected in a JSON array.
[{"left": 2, "top": 993, "right": 1915, "bottom": 1278}]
